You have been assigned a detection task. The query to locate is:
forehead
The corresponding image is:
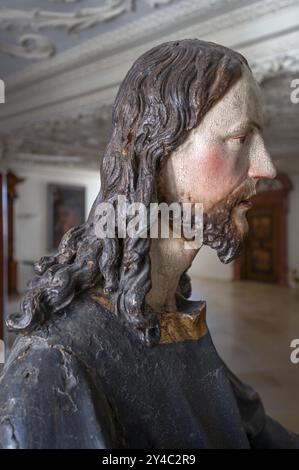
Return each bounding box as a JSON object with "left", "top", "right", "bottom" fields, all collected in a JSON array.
[
  {"left": 194, "top": 65, "right": 263, "bottom": 135},
  {"left": 221, "top": 66, "right": 262, "bottom": 123}
]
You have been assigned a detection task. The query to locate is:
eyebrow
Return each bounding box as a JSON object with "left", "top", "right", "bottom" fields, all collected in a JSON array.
[
  {"left": 247, "top": 119, "right": 263, "bottom": 131},
  {"left": 228, "top": 119, "right": 263, "bottom": 136}
]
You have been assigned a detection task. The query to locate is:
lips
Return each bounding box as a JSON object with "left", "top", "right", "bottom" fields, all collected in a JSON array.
[
  {"left": 238, "top": 198, "right": 253, "bottom": 209},
  {"left": 235, "top": 187, "right": 256, "bottom": 210}
]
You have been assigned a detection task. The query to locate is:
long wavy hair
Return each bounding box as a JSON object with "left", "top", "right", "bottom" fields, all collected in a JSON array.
[{"left": 8, "top": 40, "right": 249, "bottom": 346}]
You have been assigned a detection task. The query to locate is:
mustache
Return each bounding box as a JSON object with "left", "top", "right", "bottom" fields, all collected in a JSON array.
[
  {"left": 231, "top": 178, "right": 257, "bottom": 206},
  {"left": 167, "top": 178, "right": 257, "bottom": 238},
  {"left": 207, "top": 178, "right": 257, "bottom": 216}
]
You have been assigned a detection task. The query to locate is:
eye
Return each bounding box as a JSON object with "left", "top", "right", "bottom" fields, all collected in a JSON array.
[
  {"left": 235, "top": 135, "right": 247, "bottom": 144},
  {"left": 230, "top": 134, "right": 247, "bottom": 145},
  {"left": 227, "top": 128, "right": 253, "bottom": 146}
]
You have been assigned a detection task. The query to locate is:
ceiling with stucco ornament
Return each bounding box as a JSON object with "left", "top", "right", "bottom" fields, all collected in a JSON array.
[
  {"left": 0, "top": 0, "right": 299, "bottom": 172},
  {"left": 0, "top": 0, "right": 179, "bottom": 75}
]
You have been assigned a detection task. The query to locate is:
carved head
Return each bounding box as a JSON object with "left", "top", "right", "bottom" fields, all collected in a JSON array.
[
  {"left": 158, "top": 65, "right": 276, "bottom": 263},
  {"left": 10, "top": 40, "right": 276, "bottom": 345}
]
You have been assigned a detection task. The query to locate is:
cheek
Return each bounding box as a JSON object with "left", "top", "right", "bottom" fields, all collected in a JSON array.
[
  {"left": 192, "top": 147, "right": 238, "bottom": 200},
  {"left": 200, "top": 149, "right": 230, "bottom": 179},
  {"left": 161, "top": 143, "right": 247, "bottom": 206}
]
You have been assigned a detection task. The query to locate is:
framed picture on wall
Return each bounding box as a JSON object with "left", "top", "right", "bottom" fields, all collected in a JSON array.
[{"left": 47, "top": 184, "right": 86, "bottom": 252}]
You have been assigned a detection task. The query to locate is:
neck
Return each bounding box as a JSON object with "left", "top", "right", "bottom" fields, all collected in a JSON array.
[
  {"left": 146, "top": 236, "right": 200, "bottom": 314},
  {"left": 91, "top": 232, "right": 206, "bottom": 344}
]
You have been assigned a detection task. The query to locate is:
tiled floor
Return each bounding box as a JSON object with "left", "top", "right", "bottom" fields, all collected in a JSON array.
[{"left": 190, "top": 277, "right": 299, "bottom": 434}]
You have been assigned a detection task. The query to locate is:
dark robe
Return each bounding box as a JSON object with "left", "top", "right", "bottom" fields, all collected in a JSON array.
[{"left": 0, "top": 293, "right": 298, "bottom": 449}]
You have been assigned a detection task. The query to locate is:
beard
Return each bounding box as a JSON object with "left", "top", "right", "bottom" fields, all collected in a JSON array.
[{"left": 203, "top": 178, "right": 257, "bottom": 264}]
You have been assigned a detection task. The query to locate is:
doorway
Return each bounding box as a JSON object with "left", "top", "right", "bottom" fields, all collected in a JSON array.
[{"left": 234, "top": 174, "right": 292, "bottom": 286}]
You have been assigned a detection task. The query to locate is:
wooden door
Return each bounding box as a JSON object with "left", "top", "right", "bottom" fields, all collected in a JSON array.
[
  {"left": 243, "top": 205, "right": 281, "bottom": 283},
  {"left": 0, "top": 173, "right": 6, "bottom": 340},
  {"left": 234, "top": 174, "right": 292, "bottom": 286}
]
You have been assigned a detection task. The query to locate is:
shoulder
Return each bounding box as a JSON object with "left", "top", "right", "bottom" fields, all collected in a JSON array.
[
  {"left": 0, "top": 333, "right": 119, "bottom": 449},
  {"left": 55, "top": 290, "right": 138, "bottom": 354}
]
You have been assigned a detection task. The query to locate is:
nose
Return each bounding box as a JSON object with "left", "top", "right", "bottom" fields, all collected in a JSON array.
[{"left": 248, "top": 135, "right": 277, "bottom": 180}]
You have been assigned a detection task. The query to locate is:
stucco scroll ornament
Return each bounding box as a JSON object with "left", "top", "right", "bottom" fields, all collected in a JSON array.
[
  {"left": 0, "top": 34, "right": 55, "bottom": 60},
  {"left": 251, "top": 53, "right": 299, "bottom": 83},
  {"left": 48, "top": 0, "right": 81, "bottom": 3},
  {"left": 0, "top": 1, "right": 133, "bottom": 34},
  {"left": 145, "top": 0, "right": 174, "bottom": 6},
  {"left": 0, "top": 0, "right": 133, "bottom": 58}
]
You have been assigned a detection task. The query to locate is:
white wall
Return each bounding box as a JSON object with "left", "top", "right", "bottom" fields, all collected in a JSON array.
[
  {"left": 11, "top": 164, "right": 100, "bottom": 293},
  {"left": 189, "top": 245, "right": 233, "bottom": 281}
]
